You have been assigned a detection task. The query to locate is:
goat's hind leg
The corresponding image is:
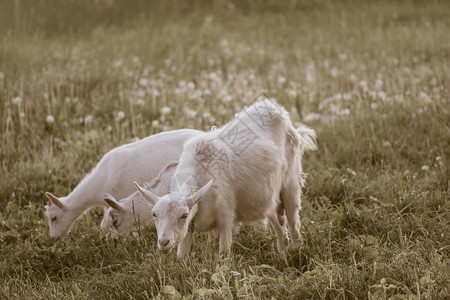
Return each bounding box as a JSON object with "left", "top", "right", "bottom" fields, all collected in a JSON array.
[
  {"left": 268, "top": 209, "right": 286, "bottom": 251},
  {"left": 281, "top": 181, "right": 302, "bottom": 244}
]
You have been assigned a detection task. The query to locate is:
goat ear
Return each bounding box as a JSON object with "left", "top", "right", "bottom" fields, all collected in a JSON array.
[
  {"left": 134, "top": 181, "right": 159, "bottom": 205},
  {"left": 185, "top": 180, "right": 213, "bottom": 209},
  {"left": 45, "top": 192, "right": 64, "bottom": 209},
  {"left": 104, "top": 194, "right": 122, "bottom": 211}
]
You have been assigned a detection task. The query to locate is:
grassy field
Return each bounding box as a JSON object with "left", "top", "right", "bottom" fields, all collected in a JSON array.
[{"left": 0, "top": 0, "right": 449, "bottom": 298}]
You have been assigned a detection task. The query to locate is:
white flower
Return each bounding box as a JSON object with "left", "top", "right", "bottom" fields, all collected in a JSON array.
[
  {"left": 288, "top": 89, "right": 297, "bottom": 97},
  {"left": 19, "top": 112, "right": 25, "bottom": 118},
  {"left": 152, "top": 89, "right": 160, "bottom": 97},
  {"left": 12, "top": 97, "right": 22, "bottom": 104},
  {"left": 343, "top": 93, "right": 351, "bottom": 101},
  {"left": 0, "top": 72, "right": 4, "bottom": 80},
  {"left": 117, "top": 111, "right": 125, "bottom": 120},
  {"left": 46, "top": 115, "right": 55, "bottom": 124},
  {"left": 339, "top": 53, "right": 347, "bottom": 61},
  {"left": 371, "top": 103, "right": 378, "bottom": 110},
  {"left": 137, "top": 89, "right": 146, "bottom": 98},
  {"left": 139, "top": 78, "right": 149, "bottom": 87},
  {"left": 350, "top": 74, "right": 357, "bottom": 82},
  {"left": 278, "top": 76, "right": 286, "bottom": 84},
  {"left": 107, "top": 125, "right": 113, "bottom": 132},
  {"left": 65, "top": 97, "right": 71, "bottom": 103},
  {"left": 304, "top": 113, "right": 322, "bottom": 122},
  {"left": 43, "top": 93, "right": 49, "bottom": 100},
  {"left": 220, "top": 39, "right": 229, "bottom": 47},
  {"left": 223, "top": 95, "right": 232, "bottom": 102},
  {"left": 378, "top": 91, "right": 387, "bottom": 101},
  {"left": 421, "top": 165, "right": 429, "bottom": 171},
  {"left": 136, "top": 99, "right": 145, "bottom": 106},
  {"left": 340, "top": 108, "right": 351, "bottom": 116},
  {"left": 84, "top": 114, "right": 93, "bottom": 124},
  {"left": 203, "top": 111, "right": 211, "bottom": 119},
  {"left": 418, "top": 92, "right": 431, "bottom": 103},
  {"left": 160, "top": 106, "right": 171, "bottom": 115},
  {"left": 330, "top": 67, "right": 338, "bottom": 78},
  {"left": 430, "top": 78, "right": 437, "bottom": 86},
  {"left": 359, "top": 80, "right": 368, "bottom": 89},
  {"left": 187, "top": 82, "right": 195, "bottom": 90},
  {"left": 375, "top": 79, "right": 383, "bottom": 90},
  {"left": 383, "top": 141, "right": 392, "bottom": 147},
  {"left": 186, "top": 109, "right": 197, "bottom": 118}
]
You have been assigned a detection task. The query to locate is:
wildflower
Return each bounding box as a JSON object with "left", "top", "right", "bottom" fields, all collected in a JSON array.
[
  {"left": 430, "top": 78, "right": 437, "bottom": 86},
  {"left": 339, "top": 53, "right": 347, "bottom": 61},
  {"left": 340, "top": 108, "right": 351, "bottom": 116},
  {"left": 107, "top": 125, "right": 113, "bottom": 132},
  {"left": 43, "top": 93, "right": 49, "bottom": 100},
  {"left": 65, "top": 97, "right": 71, "bottom": 103},
  {"left": 46, "top": 115, "right": 55, "bottom": 124},
  {"left": 187, "top": 82, "right": 195, "bottom": 90},
  {"left": 371, "top": 103, "right": 378, "bottom": 110},
  {"left": 160, "top": 106, "right": 171, "bottom": 115},
  {"left": 418, "top": 92, "right": 431, "bottom": 103},
  {"left": 304, "top": 113, "right": 322, "bottom": 122},
  {"left": 117, "top": 111, "right": 125, "bottom": 120},
  {"left": 343, "top": 93, "right": 351, "bottom": 101},
  {"left": 113, "top": 59, "right": 123, "bottom": 68},
  {"left": 220, "top": 39, "right": 229, "bottom": 47},
  {"left": 139, "top": 78, "right": 149, "bottom": 87},
  {"left": 383, "top": 141, "right": 392, "bottom": 147},
  {"left": 288, "top": 89, "right": 297, "bottom": 97},
  {"left": 375, "top": 79, "right": 383, "bottom": 90},
  {"left": 12, "top": 97, "right": 22, "bottom": 104},
  {"left": 330, "top": 67, "right": 338, "bottom": 78},
  {"left": 84, "top": 114, "right": 93, "bottom": 124},
  {"left": 378, "top": 91, "right": 387, "bottom": 101},
  {"left": 136, "top": 99, "right": 145, "bottom": 106},
  {"left": 359, "top": 80, "right": 368, "bottom": 89},
  {"left": 137, "top": 89, "right": 146, "bottom": 98},
  {"left": 403, "top": 170, "right": 410, "bottom": 175},
  {"left": 350, "top": 74, "right": 357, "bottom": 82},
  {"left": 186, "top": 109, "right": 197, "bottom": 118},
  {"left": 421, "top": 165, "right": 429, "bottom": 171},
  {"left": 152, "top": 89, "right": 160, "bottom": 97},
  {"left": 223, "top": 95, "right": 232, "bottom": 102},
  {"left": 19, "top": 112, "right": 25, "bottom": 118},
  {"left": 278, "top": 76, "right": 287, "bottom": 84}
]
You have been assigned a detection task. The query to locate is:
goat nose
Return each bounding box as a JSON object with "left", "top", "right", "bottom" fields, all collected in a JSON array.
[{"left": 159, "top": 239, "right": 170, "bottom": 247}]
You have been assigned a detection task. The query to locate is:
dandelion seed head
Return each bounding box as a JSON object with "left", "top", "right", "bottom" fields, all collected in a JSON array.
[
  {"left": 117, "top": 111, "right": 125, "bottom": 120},
  {"left": 46, "top": 115, "right": 55, "bottom": 124},
  {"left": 12, "top": 97, "right": 22, "bottom": 105},
  {"left": 160, "top": 106, "right": 171, "bottom": 115}
]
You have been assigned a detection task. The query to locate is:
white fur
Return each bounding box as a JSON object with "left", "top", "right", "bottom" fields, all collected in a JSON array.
[
  {"left": 137, "top": 100, "right": 317, "bottom": 260},
  {"left": 101, "top": 161, "right": 178, "bottom": 240},
  {"left": 45, "top": 129, "right": 203, "bottom": 241}
]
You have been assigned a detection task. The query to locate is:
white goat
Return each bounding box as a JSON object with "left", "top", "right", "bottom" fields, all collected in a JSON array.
[
  {"left": 101, "top": 161, "right": 178, "bottom": 240},
  {"left": 135, "top": 100, "right": 317, "bottom": 260},
  {"left": 45, "top": 129, "right": 203, "bottom": 241}
]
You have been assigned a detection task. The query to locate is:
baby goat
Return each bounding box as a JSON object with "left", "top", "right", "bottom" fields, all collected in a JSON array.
[{"left": 45, "top": 129, "right": 203, "bottom": 241}]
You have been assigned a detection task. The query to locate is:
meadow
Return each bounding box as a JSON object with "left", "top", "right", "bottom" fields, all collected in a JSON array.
[{"left": 0, "top": 0, "right": 449, "bottom": 298}]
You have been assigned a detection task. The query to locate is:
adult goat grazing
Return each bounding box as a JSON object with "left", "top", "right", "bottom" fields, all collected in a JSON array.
[{"left": 136, "top": 100, "right": 316, "bottom": 260}]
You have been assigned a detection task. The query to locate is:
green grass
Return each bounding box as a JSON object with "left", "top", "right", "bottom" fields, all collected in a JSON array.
[{"left": 1, "top": 0, "right": 449, "bottom": 298}]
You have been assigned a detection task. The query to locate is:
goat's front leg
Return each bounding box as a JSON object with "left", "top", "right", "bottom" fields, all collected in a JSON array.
[
  {"left": 218, "top": 219, "right": 233, "bottom": 256},
  {"left": 177, "top": 230, "right": 193, "bottom": 261}
]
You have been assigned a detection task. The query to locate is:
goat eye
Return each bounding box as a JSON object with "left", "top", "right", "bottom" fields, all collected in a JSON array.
[
  {"left": 180, "top": 214, "right": 188, "bottom": 220},
  {"left": 51, "top": 217, "right": 57, "bottom": 222}
]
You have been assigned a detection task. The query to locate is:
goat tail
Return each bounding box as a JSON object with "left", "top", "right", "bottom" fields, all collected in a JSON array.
[{"left": 295, "top": 124, "right": 317, "bottom": 153}]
